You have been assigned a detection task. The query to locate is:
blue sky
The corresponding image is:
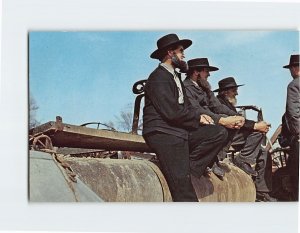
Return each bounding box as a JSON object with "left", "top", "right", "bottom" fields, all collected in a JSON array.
[{"left": 29, "top": 31, "right": 299, "bottom": 136}]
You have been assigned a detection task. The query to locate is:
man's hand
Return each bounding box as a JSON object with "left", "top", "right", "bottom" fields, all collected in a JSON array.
[
  {"left": 234, "top": 115, "right": 245, "bottom": 128},
  {"left": 200, "top": 114, "right": 214, "bottom": 125},
  {"left": 254, "top": 121, "right": 271, "bottom": 133},
  {"left": 218, "top": 115, "right": 245, "bottom": 129}
]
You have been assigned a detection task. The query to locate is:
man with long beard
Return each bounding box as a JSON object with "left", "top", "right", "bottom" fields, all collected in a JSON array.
[
  {"left": 183, "top": 58, "right": 245, "bottom": 179},
  {"left": 215, "top": 77, "right": 276, "bottom": 202},
  {"left": 142, "top": 34, "right": 229, "bottom": 202}
]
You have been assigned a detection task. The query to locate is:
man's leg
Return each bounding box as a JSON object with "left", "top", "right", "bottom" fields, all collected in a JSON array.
[
  {"left": 144, "top": 132, "right": 198, "bottom": 202},
  {"left": 254, "top": 147, "right": 277, "bottom": 201},
  {"left": 234, "top": 130, "right": 263, "bottom": 164},
  {"left": 188, "top": 125, "right": 228, "bottom": 178},
  {"left": 255, "top": 148, "right": 273, "bottom": 192},
  {"left": 287, "top": 138, "right": 299, "bottom": 200},
  {"left": 217, "top": 128, "right": 237, "bottom": 161}
]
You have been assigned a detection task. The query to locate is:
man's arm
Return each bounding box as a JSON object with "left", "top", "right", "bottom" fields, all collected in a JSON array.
[
  {"left": 286, "top": 78, "right": 300, "bottom": 135},
  {"left": 209, "top": 92, "right": 237, "bottom": 116},
  {"left": 185, "top": 86, "right": 244, "bottom": 129},
  {"left": 184, "top": 85, "right": 221, "bottom": 123},
  {"left": 145, "top": 73, "right": 201, "bottom": 128}
]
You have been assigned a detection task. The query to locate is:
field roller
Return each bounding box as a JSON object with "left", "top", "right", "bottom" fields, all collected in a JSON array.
[{"left": 64, "top": 156, "right": 256, "bottom": 202}]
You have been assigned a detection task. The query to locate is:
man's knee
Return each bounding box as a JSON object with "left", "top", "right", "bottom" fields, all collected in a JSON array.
[
  {"left": 214, "top": 125, "right": 228, "bottom": 143},
  {"left": 251, "top": 131, "right": 264, "bottom": 141}
]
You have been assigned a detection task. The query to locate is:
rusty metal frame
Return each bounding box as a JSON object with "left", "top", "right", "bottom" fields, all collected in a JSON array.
[
  {"left": 236, "top": 105, "right": 263, "bottom": 121},
  {"left": 29, "top": 116, "right": 151, "bottom": 152}
]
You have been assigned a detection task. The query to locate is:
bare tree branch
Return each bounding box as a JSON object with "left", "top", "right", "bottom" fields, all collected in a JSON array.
[{"left": 29, "top": 94, "right": 40, "bottom": 128}]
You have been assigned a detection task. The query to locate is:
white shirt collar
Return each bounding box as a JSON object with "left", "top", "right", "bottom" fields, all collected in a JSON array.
[
  {"left": 160, "top": 63, "right": 175, "bottom": 75},
  {"left": 191, "top": 79, "right": 199, "bottom": 87}
]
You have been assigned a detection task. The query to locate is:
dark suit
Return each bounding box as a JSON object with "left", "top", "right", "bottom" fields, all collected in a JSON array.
[
  {"left": 143, "top": 65, "right": 227, "bottom": 201},
  {"left": 217, "top": 95, "right": 272, "bottom": 192},
  {"left": 183, "top": 78, "right": 237, "bottom": 161},
  {"left": 284, "top": 76, "right": 300, "bottom": 199},
  {"left": 285, "top": 77, "right": 300, "bottom": 136},
  {"left": 183, "top": 78, "right": 237, "bottom": 122}
]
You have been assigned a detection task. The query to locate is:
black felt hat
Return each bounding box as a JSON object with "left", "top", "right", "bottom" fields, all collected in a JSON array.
[
  {"left": 150, "top": 33, "right": 192, "bottom": 59},
  {"left": 213, "top": 77, "right": 244, "bottom": 92},
  {"left": 283, "top": 54, "right": 300, "bottom": 68},
  {"left": 187, "top": 58, "right": 219, "bottom": 72}
]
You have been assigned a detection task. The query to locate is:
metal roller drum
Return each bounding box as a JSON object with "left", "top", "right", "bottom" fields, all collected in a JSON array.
[
  {"left": 191, "top": 161, "right": 256, "bottom": 202},
  {"left": 64, "top": 157, "right": 256, "bottom": 202}
]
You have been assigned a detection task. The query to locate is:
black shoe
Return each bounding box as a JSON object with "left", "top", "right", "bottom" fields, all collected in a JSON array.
[
  {"left": 234, "top": 159, "right": 258, "bottom": 177},
  {"left": 203, "top": 167, "right": 212, "bottom": 177},
  {"left": 212, "top": 162, "right": 225, "bottom": 180},
  {"left": 256, "top": 192, "right": 277, "bottom": 202}
]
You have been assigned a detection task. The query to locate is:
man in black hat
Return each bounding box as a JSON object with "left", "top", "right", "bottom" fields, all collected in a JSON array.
[
  {"left": 183, "top": 58, "right": 246, "bottom": 179},
  {"left": 281, "top": 54, "right": 300, "bottom": 200},
  {"left": 142, "top": 34, "right": 228, "bottom": 202},
  {"left": 215, "top": 77, "right": 276, "bottom": 202}
]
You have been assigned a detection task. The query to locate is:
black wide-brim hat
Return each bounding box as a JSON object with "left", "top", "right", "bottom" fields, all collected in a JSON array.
[
  {"left": 150, "top": 33, "right": 192, "bottom": 59},
  {"left": 213, "top": 77, "right": 244, "bottom": 92},
  {"left": 187, "top": 58, "right": 219, "bottom": 72},
  {"left": 283, "top": 54, "right": 300, "bottom": 68}
]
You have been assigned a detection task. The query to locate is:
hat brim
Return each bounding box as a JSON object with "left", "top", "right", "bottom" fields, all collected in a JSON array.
[
  {"left": 283, "top": 62, "right": 300, "bottom": 68},
  {"left": 188, "top": 65, "right": 219, "bottom": 72},
  {"left": 213, "top": 84, "right": 244, "bottom": 92},
  {"left": 150, "top": 39, "right": 192, "bottom": 59}
]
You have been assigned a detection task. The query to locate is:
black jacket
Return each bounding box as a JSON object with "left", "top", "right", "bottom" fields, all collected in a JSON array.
[
  {"left": 183, "top": 78, "right": 236, "bottom": 124},
  {"left": 285, "top": 77, "right": 300, "bottom": 136},
  {"left": 142, "top": 65, "right": 203, "bottom": 140},
  {"left": 217, "top": 95, "right": 255, "bottom": 130}
]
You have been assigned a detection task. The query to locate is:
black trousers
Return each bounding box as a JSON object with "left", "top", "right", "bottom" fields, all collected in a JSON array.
[
  {"left": 143, "top": 125, "right": 227, "bottom": 202},
  {"left": 230, "top": 129, "right": 272, "bottom": 192},
  {"left": 189, "top": 125, "right": 228, "bottom": 178},
  {"left": 286, "top": 137, "right": 299, "bottom": 200}
]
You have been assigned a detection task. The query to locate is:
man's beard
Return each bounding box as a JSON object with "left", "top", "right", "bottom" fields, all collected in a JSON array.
[
  {"left": 196, "top": 76, "right": 211, "bottom": 94},
  {"left": 171, "top": 54, "right": 188, "bottom": 73},
  {"left": 226, "top": 96, "right": 237, "bottom": 106}
]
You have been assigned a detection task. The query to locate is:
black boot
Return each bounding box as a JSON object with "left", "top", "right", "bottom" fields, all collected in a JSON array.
[
  {"left": 212, "top": 162, "right": 225, "bottom": 180},
  {"left": 234, "top": 158, "right": 258, "bottom": 177},
  {"left": 256, "top": 192, "right": 277, "bottom": 202}
]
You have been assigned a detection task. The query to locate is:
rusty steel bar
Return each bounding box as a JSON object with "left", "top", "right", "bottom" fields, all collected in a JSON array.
[
  {"left": 266, "top": 125, "right": 282, "bottom": 152},
  {"left": 30, "top": 117, "right": 151, "bottom": 152}
]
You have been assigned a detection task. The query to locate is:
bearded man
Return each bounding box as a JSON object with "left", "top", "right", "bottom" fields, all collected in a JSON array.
[
  {"left": 183, "top": 58, "right": 245, "bottom": 179},
  {"left": 142, "top": 34, "right": 228, "bottom": 202},
  {"left": 215, "top": 77, "right": 276, "bottom": 202},
  {"left": 281, "top": 54, "right": 300, "bottom": 200}
]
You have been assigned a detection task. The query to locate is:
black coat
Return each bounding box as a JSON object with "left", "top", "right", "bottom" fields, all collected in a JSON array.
[
  {"left": 285, "top": 76, "right": 300, "bottom": 136},
  {"left": 142, "top": 65, "right": 203, "bottom": 140},
  {"left": 217, "top": 95, "right": 255, "bottom": 130},
  {"left": 183, "top": 78, "right": 236, "bottom": 124}
]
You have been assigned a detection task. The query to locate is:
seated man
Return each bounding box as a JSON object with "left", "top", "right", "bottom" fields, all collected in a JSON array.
[
  {"left": 183, "top": 58, "right": 245, "bottom": 179},
  {"left": 215, "top": 77, "right": 276, "bottom": 202},
  {"left": 143, "top": 34, "right": 228, "bottom": 202}
]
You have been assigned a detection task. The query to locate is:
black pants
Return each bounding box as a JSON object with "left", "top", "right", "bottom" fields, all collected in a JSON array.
[
  {"left": 286, "top": 137, "right": 299, "bottom": 200},
  {"left": 189, "top": 125, "right": 228, "bottom": 178},
  {"left": 143, "top": 125, "right": 227, "bottom": 202},
  {"left": 230, "top": 129, "right": 272, "bottom": 192}
]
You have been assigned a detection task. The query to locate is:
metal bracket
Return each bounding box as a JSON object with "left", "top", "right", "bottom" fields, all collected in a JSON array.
[{"left": 132, "top": 79, "right": 147, "bottom": 134}]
